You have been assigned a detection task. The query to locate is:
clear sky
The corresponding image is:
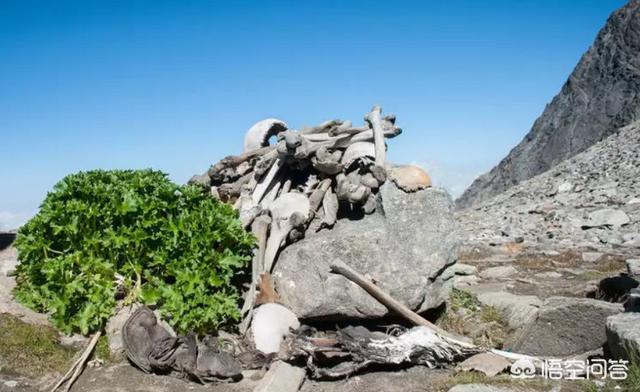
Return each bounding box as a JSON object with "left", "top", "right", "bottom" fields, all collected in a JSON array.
[{"left": 0, "top": 0, "right": 628, "bottom": 230}]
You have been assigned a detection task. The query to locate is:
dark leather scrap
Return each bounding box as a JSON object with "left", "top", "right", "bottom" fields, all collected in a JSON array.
[{"left": 122, "top": 306, "right": 242, "bottom": 382}]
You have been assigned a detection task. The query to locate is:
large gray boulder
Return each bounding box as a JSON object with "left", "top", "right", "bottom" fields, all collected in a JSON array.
[
  {"left": 606, "top": 312, "right": 640, "bottom": 360},
  {"left": 511, "top": 297, "right": 623, "bottom": 356},
  {"left": 272, "top": 182, "right": 458, "bottom": 320}
]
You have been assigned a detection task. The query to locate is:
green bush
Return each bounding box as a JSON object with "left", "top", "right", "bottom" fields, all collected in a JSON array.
[{"left": 14, "top": 169, "right": 254, "bottom": 335}]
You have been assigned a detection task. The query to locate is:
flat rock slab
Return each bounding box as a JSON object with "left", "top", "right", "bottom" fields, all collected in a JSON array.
[
  {"left": 301, "top": 367, "right": 452, "bottom": 392},
  {"left": 448, "top": 385, "right": 515, "bottom": 392},
  {"left": 606, "top": 312, "right": 640, "bottom": 360},
  {"left": 511, "top": 297, "right": 623, "bottom": 356},
  {"left": 479, "top": 266, "right": 518, "bottom": 280},
  {"left": 274, "top": 183, "right": 458, "bottom": 319},
  {"left": 253, "top": 361, "right": 305, "bottom": 392},
  {"left": 476, "top": 291, "right": 541, "bottom": 329}
]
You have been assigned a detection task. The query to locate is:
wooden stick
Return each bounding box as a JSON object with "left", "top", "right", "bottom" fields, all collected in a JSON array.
[
  {"left": 50, "top": 331, "right": 102, "bottom": 392},
  {"left": 329, "top": 259, "right": 473, "bottom": 347}
]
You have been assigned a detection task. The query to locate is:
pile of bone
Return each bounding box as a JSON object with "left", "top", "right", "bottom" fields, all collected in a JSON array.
[{"left": 190, "top": 106, "right": 415, "bottom": 272}]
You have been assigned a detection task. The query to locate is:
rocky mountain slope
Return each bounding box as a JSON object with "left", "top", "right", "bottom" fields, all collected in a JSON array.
[
  {"left": 457, "top": 0, "right": 640, "bottom": 209},
  {"left": 456, "top": 120, "right": 640, "bottom": 251}
]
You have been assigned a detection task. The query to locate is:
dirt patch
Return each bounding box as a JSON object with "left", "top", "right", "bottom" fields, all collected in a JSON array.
[{"left": 0, "top": 314, "right": 76, "bottom": 377}]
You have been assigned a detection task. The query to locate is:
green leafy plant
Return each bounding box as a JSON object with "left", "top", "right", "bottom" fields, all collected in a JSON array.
[{"left": 14, "top": 169, "right": 254, "bottom": 335}]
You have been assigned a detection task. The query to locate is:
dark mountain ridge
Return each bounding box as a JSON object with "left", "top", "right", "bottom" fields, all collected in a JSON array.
[{"left": 457, "top": 0, "right": 640, "bottom": 209}]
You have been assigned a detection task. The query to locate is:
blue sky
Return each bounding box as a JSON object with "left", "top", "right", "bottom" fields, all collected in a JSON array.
[{"left": 0, "top": 0, "right": 627, "bottom": 229}]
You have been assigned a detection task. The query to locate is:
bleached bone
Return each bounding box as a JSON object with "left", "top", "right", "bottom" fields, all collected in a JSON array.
[
  {"left": 362, "top": 193, "right": 377, "bottom": 214},
  {"left": 243, "top": 119, "right": 288, "bottom": 153},
  {"left": 365, "top": 106, "right": 387, "bottom": 184},
  {"left": 254, "top": 149, "right": 279, "bottom": 177},
  {"left": 300, "top": 119, "right": 342, "bottom": 135},
  {"left": 252, "top": 158, "right": 284, "bottom": 204},
  {"left": 307, "top": 178, "right": 332, "bottom": 221},
  {"left": 217, "top": 172, "right": 252, "bottom": 201},
  {"left": 294, "top": 133, "right": 350, "bottom": 159},
  {"left": 263, "top": 193, "right": 310, "bottom": 273},
  {"left": 336, "top": 172, "right": 371, "bottom": 204},
  {"left": 239, "top": 215, "right": 271, "bottom": 334},
  {"left": 261, "top": 178, "right": 282, "bottom": 209},
  {"left": 283, "top": 131, "right": 302, "bottom": 150},
  {"left": 280, "top": 179, "right": 292, "bottom": 195},
  {"left": 321, "top": 187, "right": 338, "bottom": 229},
  {"left": 311, "top": 146, "right": 343, "bottom": 175},
  {"left": 238, "top": 195, "right": 262, "bottom": 228},
  {"left": 341, "top": 141, "right": 375, "bottom": 170},
  {"left": 252, "top": 303, "right": 300, "bottom": 354},
  {"left": 389, "top": 165, "right": 432, "bottom": 192},
  {"left": 360, "top": 172, "right": 379, "bottom": 189}
]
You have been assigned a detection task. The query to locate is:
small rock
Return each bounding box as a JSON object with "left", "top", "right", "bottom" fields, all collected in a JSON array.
[
  {"left": 453, "top": 275, "right": 480, "bottom": 289},
  {"left": 480, "top": 266, "right": 518, "bottom": 280},
  {"left": 582, "top": 209, "right": 630, "bottom": 229},
  {"left": 253, "top": 361, "right": 306, "bottom": 392},
  {"left": 606, "top": 313, "right": 640, "bottom": 360},
  {"left": 106, "top": 303, "right": 141, "bottom": 359},
  {"left": 457, "top": 352, "right": 511, "bottom": 377},
  {"left": 451, "top": 263, "right": 478, "bottom": 276},
  {"left": 627, "top": 259, "right": 640, "bottom": 277},
  {"left": 3, "top": 381, "right": 18, "bottom": 388},
  {"left": 627, "top": 197, "right": 640, "bottom": 205},
  {"left": 557, "top": 181, "right": 573, "bottom": 193},
  {"left": 582, "top": 252, "right": 603, "bottom": 262}
]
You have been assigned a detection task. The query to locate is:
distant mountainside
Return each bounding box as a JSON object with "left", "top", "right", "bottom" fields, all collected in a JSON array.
[
  {"left": 456, "top": 120, "right": 640, "bottom": 251},
  {"left": 457, "top": 0, "right": 640, "bottom": 209}
]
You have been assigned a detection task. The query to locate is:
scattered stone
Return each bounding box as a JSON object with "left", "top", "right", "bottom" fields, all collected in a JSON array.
[
  {"left": 448, "top": 384, "right": 513, "bottom": 392},
  {"left": 453, "top": 275, "right": 480, "bottom": 289},
  {"left": 253, "top": 361, "right": 305, "bottom": 392},
  {"left": 557, "top": 181, "right": 573, "bottom": 193},
  {"left": 511, "top": 297, "right": 623, "bottom": 356},
  {"left": 479, "top": 266, "right": 517, "bottom": 280},
  {"left": 457, "top": 352, "right": 511, "bottom": 377},
  {"left": 274, "top": 183, "right": 458, "bottom": 319},
  {"left": 582, "top": 252, "right": 603, "bottom": 263},
  {"left": 450, "top": 263, "right": 478, "bottom": 276},
  {"left": 582, "top": 209, "right": 630, "bottom": 229},
  {"left": 476, "top": 291, "right": 541, "bottom": 329},
  {"left": 627, "top": 259, "right": 640, "bottom": 277},
  {"left": 534, "top": 271, "right": 562, "bottom": 279},
  {"left": 2, "top": 380, "right": 18, "bottom": 388},
  {"left": 606, "top": 313, "right": 640, "bottom": 360}
]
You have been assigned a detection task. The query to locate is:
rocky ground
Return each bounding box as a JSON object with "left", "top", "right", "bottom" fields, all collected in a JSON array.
[{"left": 456, "top": 121, "right": 640, "bottom": 254}]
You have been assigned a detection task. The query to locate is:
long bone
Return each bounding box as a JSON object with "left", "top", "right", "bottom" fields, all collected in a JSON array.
[
  {"left": 252, "top": 158, "right": 284, "bottom": 204},
  {"left": 263, "top": 193, "right": 310, "bottom": 273},
  {"left": 239, "top": 214, "right": 271, "bottom": 334}
]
